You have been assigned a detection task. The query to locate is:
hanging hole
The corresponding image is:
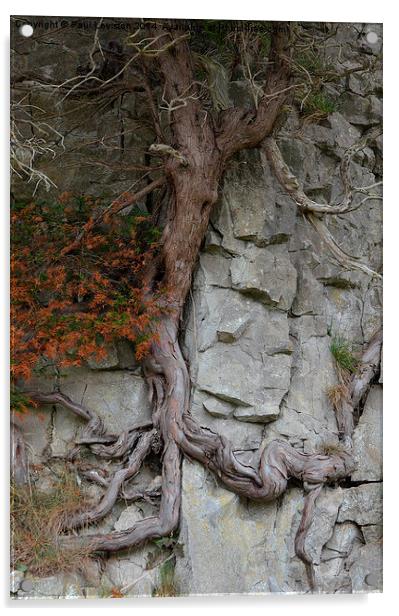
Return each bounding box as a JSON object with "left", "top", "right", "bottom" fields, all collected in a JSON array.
[
  {"left": 19, "top": 24, "right": 34, "bottom": 38},
  {"left": 366, "top": 31, "right": 378, "bottom": 45}
]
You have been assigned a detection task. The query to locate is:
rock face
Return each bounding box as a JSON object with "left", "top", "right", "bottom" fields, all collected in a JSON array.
[
  {"left": 175, "top": 460, "right": 305, "bottom": 595},
  {"left": 175, "top": 22, "right": 382, "bottom": 595},
  {"left": 11, "top": 21, "right": 382, "bottom": 597},
  {"left": 351, "top": 385, "right": 383, "bottom": 482}
]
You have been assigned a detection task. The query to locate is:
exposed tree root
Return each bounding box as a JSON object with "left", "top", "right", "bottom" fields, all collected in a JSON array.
[
  {"left": 39, "top": 321, "right": 379, "bottom": 593},
  {"left": 294, "top": 484, "right": 323, "bottom": 590},
  {"left": 65, "top": 430, "right": 156, "bottom": 530},
  {"left": 263, "top": 135, "right": 382, "bottom": 279}
]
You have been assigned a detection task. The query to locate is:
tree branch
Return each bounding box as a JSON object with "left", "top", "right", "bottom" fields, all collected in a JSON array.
[
  {"left": 216, "top": 24, "right": 292, "bottom": 160},
  {"left": 263, "top": 133, "right": 382, "bottom": 279},
  {"left": 61, "top": 176, "right": 166, "bottom": 256},
  {"left": 263, "top": 129, "right": 381, "bottom": 215}
]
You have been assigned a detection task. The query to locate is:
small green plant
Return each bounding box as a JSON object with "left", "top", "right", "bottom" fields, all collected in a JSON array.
[
  {"left": 152, "top": 558, "right": 178, "bottom": 597},
  {"left": 330, "top": 337, "right": 358, "bottom": 373},
  {"left": 295, "top": 50, "right": 325, "bottom": 74},
  {"left": 304, "top": 92, "right": 337, "bottom": 116}
]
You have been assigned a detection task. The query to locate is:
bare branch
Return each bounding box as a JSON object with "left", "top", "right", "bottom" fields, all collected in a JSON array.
[
  {"left": 25, "top": 390, "right": 95, "bottom": 422},
  {"left": 60, "top": 175, "right": 166, "bottom": 256},
  {"left": 216, "top": 24, "right": 292, "bottom": 160},
  {"left": 262, "top": 134, "right": 382, "bottom": 279},
  {"left": 307, "top": 213, "right": 382, "bottom": 279},
  {"left": 263, "top": 129, "right": 381, "bottom": 215}
]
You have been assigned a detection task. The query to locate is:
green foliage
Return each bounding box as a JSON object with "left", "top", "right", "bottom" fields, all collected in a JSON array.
[
  {"left": 149, "top": 533, "right": 181, "bottom": 596},
  {"left": 304, "top": 92, "right": 337, "bottom": 116},
  {"left": 152, "top": 558, "right": 178, "bottom": 597},
  {"left": 152, "top": 535, "right": 178, "bottom": 550},
  {"left": 10, "top": 389, "right": 33, "bottom": 413},
  {"left": 330, "top": 336, "right": 358, "bottom": 373},
  {"left": 295, "top": 50, "right": 324, "bottom": 74}
]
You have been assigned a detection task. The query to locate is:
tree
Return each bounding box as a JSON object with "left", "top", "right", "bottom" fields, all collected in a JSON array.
[{"left": 11, "top": 19, "right": 382, "bottom": 590}]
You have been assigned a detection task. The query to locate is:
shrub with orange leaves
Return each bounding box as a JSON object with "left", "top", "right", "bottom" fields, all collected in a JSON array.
[{"left": 11, "top": 193, "right": 164, "bottom": 391}]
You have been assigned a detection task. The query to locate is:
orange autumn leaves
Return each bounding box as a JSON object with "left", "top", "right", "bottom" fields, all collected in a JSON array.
[{"left": 11, "top": 193, "right": 163, "bottom": 384}]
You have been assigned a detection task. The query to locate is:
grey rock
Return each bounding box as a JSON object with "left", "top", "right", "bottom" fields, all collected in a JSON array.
[
  {"left": 196, "top": 343, "right": 291, "bottom": 421},
  {"left": 190, "top": 390, "right": 264, "bottom": 451},
  {"left": 278, "top": 137, "right": 316, "bottom": 181},
  {"left": 230, "top": 244, "right": 297, "bottom": 310},
  {"left": 212, "top": 138, "right": 295, "bottom": 250},
  {"left": 291, "top": 266, "right": 325, "bottom": 316},
  {"left": 362, "top": 524, "right": 383, "bottom": 544},
  {"left": 211, "top": 194, "right": 248, "bottom": 256},
  {"left": 197, "top": 252, "right": 231, "bottom": 288},
  {"left": 12, "top": 408, "right": 52, "bottom": 463},
  {"left": 115, "top": 339, "right": 138, "bottom": 369},
  {"left": 53, "top": 367, "right": 151, "bottom": 435},
  {"left": 216, "top": 303, "right": 252, "bottom": 342},
  {"left": 352, "top": 385, "right": 382, "bottom": 481},
  {"left": 104, "top": 504, "right": 157, "bottom": 596},
  {"left": 323, "top": 521, "right": 363, "bottom": 557},
  {"left": 282, "top": 333, "right": 339, "bottom": 440},
  {"left": 328, "top": 112, "right": 362, "bottom": 149},
  {"left": 361, "top": 284, "right": 383, "bottom": 342},
  {"left": 338, "top": 483, "right": 382, "bottom": 526},
  {"left": 25, "top": 575, "right": 64, "bottom": 597},
  {"left": 233, "top": 404, "right": 280, "bottom": 423},
  {"left": 84, "top": 587, "right": 101, "bottom": 599},
  {"left": 339, "top": 92, "right": 382, "bottom": 126},
  {"left": 177, "top": 459, "right": 309, "bottom": 594},
  {"left": 348, "top": 542, "right": 382, "bottom": 592},
  {"left": 219, "top": 148, "right": 284, "bottom": 247},
  {"left": 50, "top": 367, "right": 151, "bottom": 456},
  {"left": 304, "top": 487, "right": 343, "bottom": 565},
  {"left": 20, "top": 579, "right": 33, "bottom": 593},
  {"left": 63, "top": 583, "right": 83, "bottom": 599},
  {"left": 203, "top": 397, "right": 235, "bottom": 418},
  {"left": 204, "top": 228, "right": 223, "bottom": 252},
  {"left": 51, "top": 404, "right": 82, "bottom": 457},
  {"left": 314, "top": 558, "right": 351, "bottom": 594},
  {"left": 10, "top": 570, "right": 24, "bottom": 593}
]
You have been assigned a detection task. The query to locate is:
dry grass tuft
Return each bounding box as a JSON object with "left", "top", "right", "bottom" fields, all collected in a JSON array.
[
  {"left": 11, "top": 469, "right": 93, "bottom": 577},
  {"left": 319, "top": 441, "right": 349, "bottom": 456},
  {"left": 327, "top": 383, "right": 350, "bottom": 409},
  {"left": 152, "top": 558, "right": 178, "bottom": 597}
]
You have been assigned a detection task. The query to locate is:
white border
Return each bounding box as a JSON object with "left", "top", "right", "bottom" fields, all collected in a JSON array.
[{"left": 1, "top": 2, "right": 395, "bottom": 615}]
